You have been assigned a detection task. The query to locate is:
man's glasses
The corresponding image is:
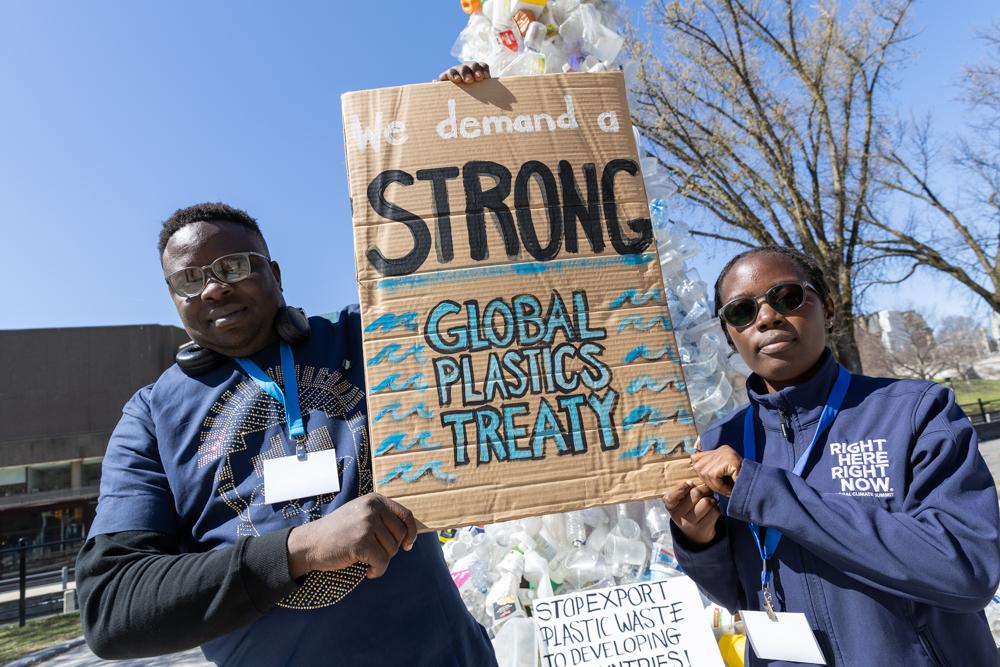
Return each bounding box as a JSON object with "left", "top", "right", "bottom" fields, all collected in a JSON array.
[
  {"left": 165, "top": 252, "right": 269, "bottom": 298},
  {"left": 719, "top": 281, "right": 818, "bottom": 328}
]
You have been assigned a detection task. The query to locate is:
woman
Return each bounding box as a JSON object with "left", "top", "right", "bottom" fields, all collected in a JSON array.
[{"left": 664, "top": 245, "right": 1000, "bottom": 666}]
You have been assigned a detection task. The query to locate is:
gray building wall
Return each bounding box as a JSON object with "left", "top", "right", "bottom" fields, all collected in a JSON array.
[{"left": 0, "top": 324, "right": 187, "bottom": 468}]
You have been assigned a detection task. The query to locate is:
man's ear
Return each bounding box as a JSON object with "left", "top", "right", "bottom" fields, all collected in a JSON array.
[{"left": 270, "top": 260, "right": 283, "bottom": 290}]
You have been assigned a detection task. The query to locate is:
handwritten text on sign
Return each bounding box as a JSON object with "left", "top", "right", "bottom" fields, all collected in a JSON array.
[
  {"left": 533, "top": 578, "right": 724, "bottom": 667},
  {"left": 342, "top": 73, "right": 699, "bottom": 530}
]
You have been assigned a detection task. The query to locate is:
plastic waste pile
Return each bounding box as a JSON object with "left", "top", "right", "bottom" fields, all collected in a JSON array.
[
  {"left": 452, "top": 0, "right": 627, "bottom": 77},
  {"left": 446, "top": 2, "right": 750, "bottom": 663},
  {"left": 644, "top": 157, "right": 751, "bottom": 430},
  {"left": 443, "top": 505, "right": 746, "bottom": 666},
  {"left": 441, "top": 502, "right": 684, "bottom": 637}
]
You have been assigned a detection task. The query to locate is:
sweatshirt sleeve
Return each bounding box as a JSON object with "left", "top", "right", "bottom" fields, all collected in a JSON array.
[
  {"left": 671, "top": 518, "right": 746, "bottom": 613},
  {"left": 89, "top": 386, "right": 179, "bottom": 537},
  {"left": 727, "top": 384, "right": 1000, "bottom": 613},
  {"left": 76, "top": 529, "right": 299, "bottom": 659}
]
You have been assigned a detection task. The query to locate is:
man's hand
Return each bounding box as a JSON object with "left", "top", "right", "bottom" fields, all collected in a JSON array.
[
  {"left": 691, "top": 445, "right": 743, "bottom": 497},
  {"left": 438, "top": 61, "right": 491, "bottom": 84},
  {"left": 662, "top": 481, "right": 720, "bottom": 545},
  {"left": 286, "top": 493, "right": 418, "bottom": 580}
]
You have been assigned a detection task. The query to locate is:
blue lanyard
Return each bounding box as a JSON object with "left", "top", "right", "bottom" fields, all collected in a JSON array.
[
  {"left": 234, "top": 341, "right": 306, "bottom": 457},
  {"left": 743, "top": 366, "right": 851, "bottom": 591}
]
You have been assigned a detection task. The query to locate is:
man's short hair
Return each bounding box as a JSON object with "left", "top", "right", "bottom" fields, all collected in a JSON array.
[{"left": 158, "top": 202, "right": 268, "bottom": 256}]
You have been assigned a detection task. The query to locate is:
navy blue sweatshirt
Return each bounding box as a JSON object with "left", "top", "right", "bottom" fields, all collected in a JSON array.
[{"left": 674, "top": 350, "right": 1000, "bottom": 666}]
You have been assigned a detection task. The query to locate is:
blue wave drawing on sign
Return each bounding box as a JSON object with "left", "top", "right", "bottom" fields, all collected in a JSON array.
[
  {"left": 372, "top": 401, "right": 435, "bottom": 423},
  {"left": 608, "top": 288, "right": 666, "bottom": 309},
  {"left": 622, "top": 405, "right": 693, "bottom": 431},
  {"left": 365, "top": 312, "right": 418, "bottom": 333},
  {"left": 617, "top": 314, "right": 673, "bottom": 333},
  {"left": 371, "top": 373, "right": 429, "bottom": 393},
  {"left": 622, "top": 405, "right": 667, "bottom": 431},
  {"left": 673, "top": 408, "right": 694, "bottom": 424},
  {"left": 623, "top": 344, "right": 680, "bottom": 364},
  {"left": 625, "top": 375, "right": 687, "bottom": 394},
  {"left": 620, "top": 436, "right": 698, "bottom": 460},
  {"left": 374, "top": 431, "right": 443, "bottom": 457},
  {"left": 377, "top": 460, "right": 457, "bottom": 486},
  {"left": 368, "top": 343, "right": 426, "bottom": 367},
  {"left": 376, "top": 253, "right": 656, "bottom": 291}
]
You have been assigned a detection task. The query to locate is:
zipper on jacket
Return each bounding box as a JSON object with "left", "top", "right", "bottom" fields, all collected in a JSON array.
[
  {"left": 780, "top": 411, "right": 794, "bottom": 442},
  {"left": 917, "top": 630, "right": 945, "bottom": 667}
]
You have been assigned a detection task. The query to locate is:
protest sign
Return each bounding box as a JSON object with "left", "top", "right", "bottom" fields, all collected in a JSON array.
[
  {"left": 341, "top": 72, "right": 699, "bottom": 530},
  {"left": 533, "top": 577, "right": 725, "bottom": 667}
]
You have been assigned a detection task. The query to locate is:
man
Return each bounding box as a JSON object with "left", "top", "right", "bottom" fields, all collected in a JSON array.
[{"left": 76, "top": 203, "right": 497, "bottom": 666}]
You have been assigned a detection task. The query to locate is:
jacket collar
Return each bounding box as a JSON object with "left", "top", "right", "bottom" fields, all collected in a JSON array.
[{"left": 745, "top": 348, "right": 839, "bottom": 432}]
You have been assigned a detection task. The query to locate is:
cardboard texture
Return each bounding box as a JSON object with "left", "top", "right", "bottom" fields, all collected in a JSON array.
[{"left": 341, "top": 72, "right": 699, "bottom": 530}]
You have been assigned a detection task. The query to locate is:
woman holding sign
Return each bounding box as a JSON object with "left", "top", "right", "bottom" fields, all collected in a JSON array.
[{"left": 664, "top": 246, "right": 1000, "bottom": 666}]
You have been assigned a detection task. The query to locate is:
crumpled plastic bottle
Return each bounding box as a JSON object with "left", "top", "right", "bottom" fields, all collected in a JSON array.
[
  {"left": 561, "top": 510, "right": 611, "bottom": 590},
  {"left": 450, "top": 549, "right": 490, "bottom": 625},
  {"left": 486, "top": 549, "right": 527, "bottom": 632},
  {"left": 602, "top": 515, "right": 647, "bottom": 582},
  {"left": 492, "top": 615, "right": 539, "bottom": 667},
  {"left": 986, "top": 592, "right": 1000, "bottom": 647},
  {"left": 499, "top": 21, "right": 547, "bottom": 76}
]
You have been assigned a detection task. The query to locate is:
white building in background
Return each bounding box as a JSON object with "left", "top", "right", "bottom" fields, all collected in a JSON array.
[
  {"left": 992, "top": 312, "right": 1000, "bottom": 352},
  {"left": 862, "top": 309, "right": 931, "bottom": 354}
]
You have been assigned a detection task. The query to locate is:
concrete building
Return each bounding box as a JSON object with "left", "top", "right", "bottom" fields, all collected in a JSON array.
[
  {"left": 0, "top": 325, "right": 187, "bottom": 551},
  {"left": 861, "top": 309, "right": 932, "bottom": 354}
]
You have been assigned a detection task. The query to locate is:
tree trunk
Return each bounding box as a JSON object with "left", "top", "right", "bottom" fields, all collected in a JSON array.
[
  {"left": 829, "top": 307, "right": 864, "bottom": 373},
  {"left": 818, "top": 258, "right": 864, "bottom": 373}
]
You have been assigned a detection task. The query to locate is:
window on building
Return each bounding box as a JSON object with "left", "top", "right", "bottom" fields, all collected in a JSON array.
[
  {"left": 82, "top": 458, "right": 102, "bottom": 487},
  {"left": 0, "top": 466, "right": 27, "bottom": 497},
  {"left": 27, "top": 463, "right": 71, "bottom": 493}
]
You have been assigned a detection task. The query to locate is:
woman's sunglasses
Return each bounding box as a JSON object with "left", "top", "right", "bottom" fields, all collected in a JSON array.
[
  {"left": 719, "top": 281, "right": 818, "bottom": 328},
  {"left": 165, "top": 251, "right": 269, "bottom": 298}
]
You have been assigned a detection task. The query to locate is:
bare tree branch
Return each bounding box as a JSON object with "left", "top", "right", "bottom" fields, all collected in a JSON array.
[
  {"left": 871, "top": 22, "right": 1000, "bottom": 313},
  {"left": 628, "top": 0, "right": 915, "bottom": 371}
]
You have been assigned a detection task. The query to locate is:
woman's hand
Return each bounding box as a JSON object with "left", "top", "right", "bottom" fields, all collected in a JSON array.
[
  {"left": 662, "top": 481, "right": 720, "bottom": 545},
  {"left": 691, "top": 445, "right": 743, "bottom": 497},
  {"left": 437, "top": 61, "right": 491, "bottom": 84}
]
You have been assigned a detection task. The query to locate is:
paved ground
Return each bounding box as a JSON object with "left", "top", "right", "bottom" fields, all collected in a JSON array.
[
  {"left": 982, "top": 438, "right": 1000, "bottom": 488},
  {"left": 38, "top": 645, "right": 209, "bottom": 666},
  {"left": 0, "top": 580, "right": 75, "bottom": 605}
]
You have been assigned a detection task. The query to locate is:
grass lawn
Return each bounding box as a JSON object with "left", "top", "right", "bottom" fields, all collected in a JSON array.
[
  {"left": 949, "top": 378, "right": 1000, "bottom": 410},
  {"left": 0, "top": 613, "right": 81, "bottom": 663}
]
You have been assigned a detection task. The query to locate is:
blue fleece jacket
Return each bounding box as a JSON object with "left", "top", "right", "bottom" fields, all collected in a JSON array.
[{"left": 673, "top": 349, "right": 1000, "bottom": 666}]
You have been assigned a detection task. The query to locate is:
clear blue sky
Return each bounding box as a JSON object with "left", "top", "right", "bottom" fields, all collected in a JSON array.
[{"left": 0, "top": 1, "right": 995, "bottom": 331}]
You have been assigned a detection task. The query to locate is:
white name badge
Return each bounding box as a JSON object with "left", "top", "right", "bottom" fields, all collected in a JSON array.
[
  {"left": 741, "top": 610, "right": 827, "bottom": 664},
  {"left": 263, "top": 449, "right": 341, "bottom": 504}
]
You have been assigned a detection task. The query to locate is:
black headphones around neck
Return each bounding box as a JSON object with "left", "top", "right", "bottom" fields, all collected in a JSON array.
[{"left": 175, "top": 306, "right": 311, "bottom": 375}]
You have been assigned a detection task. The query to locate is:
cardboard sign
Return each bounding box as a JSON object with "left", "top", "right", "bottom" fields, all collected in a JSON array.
[
  {"left": 341, "top": 72, "right": 699, "bottom": 530},
  {"left": 533, "top": 577, "right": 725, "bottom": 667}
]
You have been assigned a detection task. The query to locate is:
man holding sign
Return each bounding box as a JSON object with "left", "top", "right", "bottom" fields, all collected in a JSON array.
[
  {"left": 76, "top": 200, "right": 496, "bottom": 665},
  {"left": 78, "top": 64, "right": 703, "bottom": 666}
]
